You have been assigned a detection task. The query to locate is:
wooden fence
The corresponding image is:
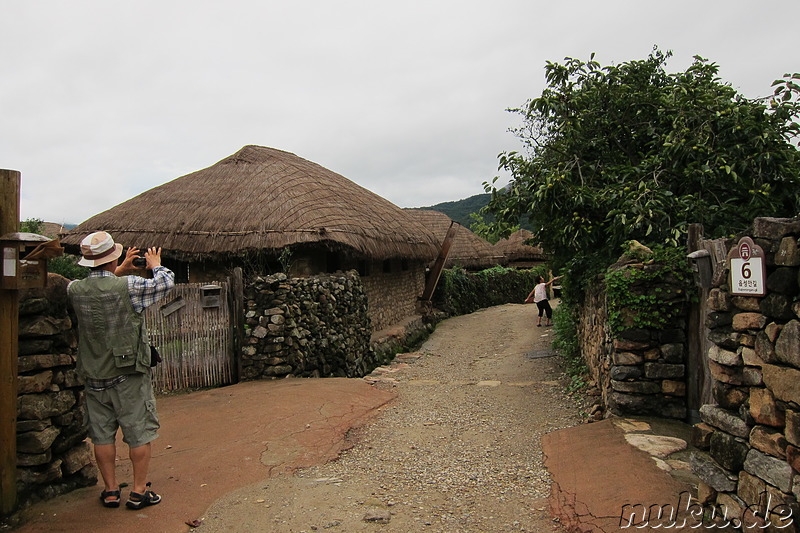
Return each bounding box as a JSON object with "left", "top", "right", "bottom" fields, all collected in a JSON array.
[{"left": 144, "top": 281, "right": 236, "bottom": 392}]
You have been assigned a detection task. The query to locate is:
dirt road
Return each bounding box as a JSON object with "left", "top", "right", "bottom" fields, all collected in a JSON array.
[{"left": 200, "top": 303, "right": 583, "bottom": 532}]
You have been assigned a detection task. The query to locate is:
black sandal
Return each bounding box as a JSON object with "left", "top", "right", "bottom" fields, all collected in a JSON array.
[
  {"left": 100, "top": 487, "right": 121, "bottom": 508},
  {"left": 126, "top": 482, "right": 162, "bottom": 510}
]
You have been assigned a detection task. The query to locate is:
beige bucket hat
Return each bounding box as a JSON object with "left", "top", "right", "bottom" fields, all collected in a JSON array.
[{"left": 77, "top": 231, "right": 123, "bottom": 267}]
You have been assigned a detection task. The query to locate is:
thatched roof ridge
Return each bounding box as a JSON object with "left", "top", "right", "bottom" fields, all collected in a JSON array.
[
  {"left": 404, "top": 209, "right": 502, "bottom": 269},
  {"left": 61, "top": 146, "right": 440, "bottom": 261},
  {"left": 493, "top": 229, "right": 547, "bottom": 262}
]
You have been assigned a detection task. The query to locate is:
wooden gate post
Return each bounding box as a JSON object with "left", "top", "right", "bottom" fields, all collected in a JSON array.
[{"left": 0, "top": 169, "right": 20, "bottom": 515}]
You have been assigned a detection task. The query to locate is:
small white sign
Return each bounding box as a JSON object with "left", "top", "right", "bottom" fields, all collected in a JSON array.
[
  {"left": 729, "top": 237, "right": 766, "bottom": 297},
  {"left": 730, "top": 258, "right": 764, "bottom": 295}
]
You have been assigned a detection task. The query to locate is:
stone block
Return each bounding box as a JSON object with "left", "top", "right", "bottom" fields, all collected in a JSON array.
[
  {"left": 738, "top": 470, "right": 767, "bottom": 510},
  {"left": 690, "top": 451, "right": 738, "bottom": 492},
  {"left": 707, "top": 311, "right": 733, "bottom": 328},
  {"left": 611, "top": 380, "right": 661, "bottom": 394},
  {"left": 714, "top": 382, "right": 748, "bottom": 410},
  {"left": 700, "top": 405, "right": 751, "bottom": 438},
  {"left": 709, "top": 359, "right": 744, "bottom": 385},
  {"left": 740, "top": 333, "right": 756, "bottom": 347},
  {"left": 733, "top": 312, "right": 768, "bottom": 332},
  {"left": 787, "top": 410, "right": 800, "bottom": 447},
  {"left": 742, "top": 367, "right": 764, "bottom": 387},
  {"left": 751, "top": 388, "right": 786, "bottom": 427},
  {"left": 775, "top": 320, "right": 800, "bottom": 368},
  {"left": 708, "top": 288, "right": 731, "bottom": 311},
  {"left": 693, "top": 423, "right": 715, "bottom": 450},
  {"left": 741, "top": 346, "right": 765, "bottom": 367},
  {"left": 715, "top": 492, "right": 745, "bottom": 524},
  {"left": 644, "top": 362, "right": 684, "bottom": 379},
  {"left": 607, "top": 392, "right": 656, "bottom": 415},
  {"left": 16, "top": 451, "right": 51, "bottom": 467},
  {"left": 612, "top": 351, "right": 643, "bottom": 365},
  {"left": 16, "top": 425, "right": 60, "bottom": 454},
  {"left": 775, "top": 236, "right": 800, "bottom": 266},
  {"left": 709, "top": 344, "right": 742, "bottom": 366},
  {"left": 761, "top": 293, "right": 796, "bottom": 322},
  {"left": 753, "top": 217, "right": 800, "bottom": 240},
  {"left": 766, "top": 322, "right": 783, "bottom": 343},
  {"left": 661, "top": 343, "right": 684, "bottom": 363},
  {"left": 744, "top": 448, "right": 794, "bottom": 493},
  {"left": 609, "top": 365, "right": 642, "bottom": 380},
  {"left": 750, "top": 425, "right": 789, "bottom": 459},
  {"left": 786, "top": 445, "right": 800, "bottom": 474},
  {"left": 709, "top": 328, "right": 739, "bottom": 350},
  {"left": 755, "top": 331, "right": 778, "bottom": 363},
  {"left": 767, "top": 266, "right": 800, "bottom": 295},
  {"left": 762, "top": 364, "right": 800, "bottom": 404},
  {"left": 16, "top": 459, "right": 63, "bottom": 486},
  {"left": 710, "top": 430, "right": 749, "bottom": 471},
  {"left": 61, "top": 442, "right": 92, "bottom": 475},
  {"left": 697, "top": 480, "right": 717, "bottom": 504},
  {"left": 662, "top": 380, "right": 686, "bottom": 396},
  {"left": 17, "top": 391, "right": 77, "bottom": 420},
  {"left": 613, "top": 339, "right": 650, "bottom": 351},
  {"left": 17, "top": 354, "right": 74, "bottom": 373},
  {"left": 732, "top": 296, "right": 761, "bottom": 311},
  {"left": 17, "top": 371, "right": 54, "bottom": 394}
]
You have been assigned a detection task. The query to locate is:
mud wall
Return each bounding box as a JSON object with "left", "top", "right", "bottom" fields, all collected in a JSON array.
[{"left": 691, "top": 217, "right": 800, "bottom": 527}]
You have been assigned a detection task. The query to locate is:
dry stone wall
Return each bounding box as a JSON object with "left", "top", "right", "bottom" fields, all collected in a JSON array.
[
  {"left": 241, "top": 271, "right": 378, "bottom": 379},
  {"left": 577, "top": 253, "right": 691, "bottom": 420},
  {"left": 15, "top": 274, "right": 96, "bottom": 507},
  {"left": 691, "top": 217, "right": 800, "bottom": 530}
]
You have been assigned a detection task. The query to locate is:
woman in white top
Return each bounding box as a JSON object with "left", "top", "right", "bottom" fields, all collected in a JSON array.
[{"left": 525, "top": 275, "right": 561, "bottom": 327}]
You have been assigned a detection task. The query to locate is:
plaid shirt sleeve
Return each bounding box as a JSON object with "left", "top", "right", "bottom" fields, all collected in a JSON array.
[{"left": 127, "top": 266, "right": 176, "bottom": 313}]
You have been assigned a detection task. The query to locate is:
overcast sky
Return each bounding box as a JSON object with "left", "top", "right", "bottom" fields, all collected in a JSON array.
[{"left": 2, "top": 1, "right": 797, "bottom": 226}]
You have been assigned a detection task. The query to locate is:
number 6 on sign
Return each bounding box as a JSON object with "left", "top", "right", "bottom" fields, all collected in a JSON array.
[{"left": 730, "top": 237, "right": 765, "bottom": 296}]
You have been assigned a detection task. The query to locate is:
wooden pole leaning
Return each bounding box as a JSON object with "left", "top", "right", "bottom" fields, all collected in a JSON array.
[{"left": 0, "top": 169, "right": 20, "bottom": 515}]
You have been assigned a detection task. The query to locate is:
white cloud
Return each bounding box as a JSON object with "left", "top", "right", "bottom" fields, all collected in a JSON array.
[{"left": 2, "top": 0, "right": 797, "bottom": 225}]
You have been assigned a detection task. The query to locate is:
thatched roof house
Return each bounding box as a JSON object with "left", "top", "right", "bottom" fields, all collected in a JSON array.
[
  {"left": 404, "top": 209, "right": 502, "bottom": 270},
  {"left": 61, "top": 145, "right": 443, "bottom": 331},
  {"left": 62, "top": 145, "right": 439, "bottom": 265},
  {"left": 493, "top": 229, "right": 547, "bottom": 268}
]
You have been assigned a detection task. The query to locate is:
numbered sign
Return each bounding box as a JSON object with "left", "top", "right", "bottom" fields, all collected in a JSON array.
[{"left": 730, "top": 237, "right": 765, "bottom": 296}]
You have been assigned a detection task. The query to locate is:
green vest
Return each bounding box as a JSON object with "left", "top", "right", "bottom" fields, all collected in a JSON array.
[{"left": 67, "top": 275, "right": 150, "bottom": 379}]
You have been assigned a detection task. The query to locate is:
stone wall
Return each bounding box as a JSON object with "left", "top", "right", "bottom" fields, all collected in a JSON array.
[
  {"left": 15, "top": 274, "right": 96, "bottom": 507},
  {"left": 691, "top": 217, "right": 800, "bottom": 530},
  {"left": 361, "top": 262, "right": 426, "bottom": 333},
  {"left": 241, "top": 271, "right": 378, "bottom": 379},
  {"left": 577, "top": 250, "right": 691, "bottom": 420}
]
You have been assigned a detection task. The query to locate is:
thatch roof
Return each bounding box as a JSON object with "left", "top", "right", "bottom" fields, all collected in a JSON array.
[
  {"left": 61, "top": 146, "right": 440, "bottom": 261},
  {"left": 493, "top": 229, "right": 547, "bottom": 263},
  {"left": 404, "top": 209, "right": 502, "bottom": 269}
]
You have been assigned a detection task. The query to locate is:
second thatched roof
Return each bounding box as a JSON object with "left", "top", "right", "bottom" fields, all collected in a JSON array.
[
  {"left": 61, "top": 145, "right": 440, "bottom": 261},
  {"left": 493, "top": 229, "right": 547, "bottom": 263},
  {"left": 404, "top": 209, "right": 503, "bottom": 270}
]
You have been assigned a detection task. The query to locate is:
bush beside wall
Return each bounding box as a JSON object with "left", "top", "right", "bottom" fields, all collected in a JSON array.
[{"left": 433, "top": 266, "right": 544, "bottom": 316}]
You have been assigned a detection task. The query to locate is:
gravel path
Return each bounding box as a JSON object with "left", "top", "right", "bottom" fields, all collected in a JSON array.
[{"left": 200, "top": 303, "right": 584, "bottom": 532}]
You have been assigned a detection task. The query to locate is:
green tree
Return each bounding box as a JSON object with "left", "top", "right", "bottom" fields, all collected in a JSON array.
[
  {"left": 19, "top": 218, "right": 44, "bottom": 233},
  {"left": 485, "top": 48, "right": 800, "bottom": 288},
  {"left": 468, "top": 212, "right": 518, "bottom": 244}
]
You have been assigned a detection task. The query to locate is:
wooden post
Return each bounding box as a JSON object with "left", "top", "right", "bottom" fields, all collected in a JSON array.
[
  {"left": 419, "top": 221, "right": 457, "bottom": 303},
  {"left": 0, "top": 169, "right": 20, "bottom": 515}
]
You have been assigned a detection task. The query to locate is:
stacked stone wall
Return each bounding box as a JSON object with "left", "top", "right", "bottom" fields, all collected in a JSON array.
[
  {"left": 241, "top": 271, "right": 379, "bottom": 379},
  {"left": 691, "top": 217, "right": 800, "bottom": 530},
  {"left": 577, "top": 255, "right": 691, "bottom": 420},
  {"left": 15, "top": 274, "right": 96, "bottom": 508}
]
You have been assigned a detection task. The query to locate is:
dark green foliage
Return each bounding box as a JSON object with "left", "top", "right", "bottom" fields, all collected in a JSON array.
[
  {"left": 19, "top": 218, "right": 44, "bottom": 233},
  {"left": 422, "top": 194, "right": 492, "bottom": 228},
  {"left": 48, "top": 254, "right": 89, "bottom": 280},
  {"left": 485, "top": 48, "right": 800, "bottom": 294},
  {"left": 605, "top": 244, "right": 693, "bottom": 336},
  {"left": 551, "top": 303, "right": 587, "bottom": 392},
  {"left": 433, "top": 265, "right": 547, "bottom": 316}
]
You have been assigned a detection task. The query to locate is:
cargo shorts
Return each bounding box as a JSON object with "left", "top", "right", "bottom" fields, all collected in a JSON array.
[{"left": 84, "top": 371, "right": 160, "bottom": 448}]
